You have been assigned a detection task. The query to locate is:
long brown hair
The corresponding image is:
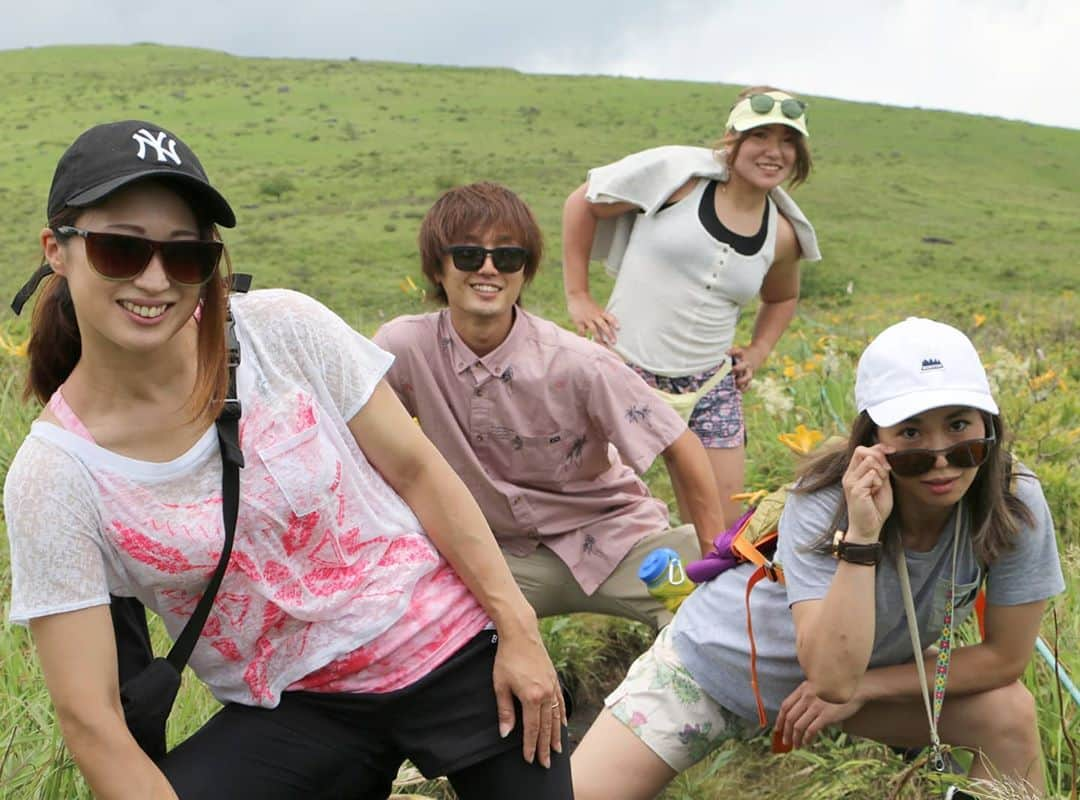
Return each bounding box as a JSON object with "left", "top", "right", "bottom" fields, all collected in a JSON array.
[
  {"left": 24, "top": 194, "right": 231, "bottom": 422},
  {"left": 716, "top": 85, "right": 813, "bottom": 188},
  {"left": 795, "top": 411, "right": 1035, "bottom": 565}
]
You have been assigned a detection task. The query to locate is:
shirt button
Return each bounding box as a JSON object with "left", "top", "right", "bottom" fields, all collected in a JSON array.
[
  {"left": 475, "top": 387, "right": 483, "bottom": 396},
  {"left": 476, "top": 434, "right": 484, "bottom": 442}
]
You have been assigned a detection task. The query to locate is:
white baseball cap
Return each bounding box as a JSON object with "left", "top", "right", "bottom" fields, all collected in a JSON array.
[{"left": 855, "top": 318, "right": 999, "bottom": 427}]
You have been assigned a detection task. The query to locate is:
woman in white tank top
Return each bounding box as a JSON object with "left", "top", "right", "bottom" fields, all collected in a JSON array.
[{"left": 562, "top": 85, "right": 819, "bottom": 531}]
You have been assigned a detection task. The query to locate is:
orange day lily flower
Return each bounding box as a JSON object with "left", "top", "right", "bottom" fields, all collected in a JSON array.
[
  {"left": 1029, "top": 370, "right": 1057, "bottom": 391},
  {"left": 778, "top": 424, "right": 824, "bottom": 455},
  {"left": 730, "top": 489, "right": 770, "bottom": 507}
]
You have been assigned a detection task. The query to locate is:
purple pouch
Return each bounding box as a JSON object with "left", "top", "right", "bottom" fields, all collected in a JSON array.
[{"left": 686, "top": 507, "right": 755, "bottom": 583}]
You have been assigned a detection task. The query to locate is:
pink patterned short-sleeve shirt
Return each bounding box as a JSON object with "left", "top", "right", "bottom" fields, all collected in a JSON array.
[{"left": 4, "top": 290, "right": 489, "bottom": 707}]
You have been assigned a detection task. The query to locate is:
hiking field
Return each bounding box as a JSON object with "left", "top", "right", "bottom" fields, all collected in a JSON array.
[{"left": 0, "top": 44, "right": 1077, "bottom": 798}]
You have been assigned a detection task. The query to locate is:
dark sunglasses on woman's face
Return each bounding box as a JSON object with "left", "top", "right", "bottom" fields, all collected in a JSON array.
[
  {"left": 749, "top": 93, "right": 807, "bottom": 120},
  {"left": 446, "top": 245, "right": 528, "bottom": 273},
  {"left": 55, "top": 226, "right": 223, "bottom": 286},
  {"left": 885, "top": 432, "right": 997, "bottom": 477}
]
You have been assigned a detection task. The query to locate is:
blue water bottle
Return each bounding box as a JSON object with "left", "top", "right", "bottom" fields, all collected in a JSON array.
[{"left": 638, "top": 547, "right": 695, "bottom": 613}]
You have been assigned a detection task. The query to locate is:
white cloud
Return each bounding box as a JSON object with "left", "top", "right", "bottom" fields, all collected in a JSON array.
[{"left": 2, "top": 0, "right": 1077, "bottom": 129}]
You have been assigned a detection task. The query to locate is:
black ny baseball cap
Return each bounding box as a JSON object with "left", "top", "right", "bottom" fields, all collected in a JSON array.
[
  {"left": 46, "top": 120, "right": 235, "bottom": 227},
  {"left": 12, "top": 121, "right": 235, "bottom": 315}
]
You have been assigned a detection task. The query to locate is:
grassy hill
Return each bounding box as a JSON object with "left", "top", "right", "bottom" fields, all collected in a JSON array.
[
  {"left": 2, "top": 44, "right": 1078, "bottom": 326},
  {"left": 1, "top": 44, "right": 1078, "bottom": 799}
]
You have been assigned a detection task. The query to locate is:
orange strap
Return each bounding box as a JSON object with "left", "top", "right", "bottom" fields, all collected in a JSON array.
[
  {"left": 745, "top": 565, "right": 770, "bottom": 729},
  {"left": 975, "top": 588, "right": 987, "bottom": 640}
]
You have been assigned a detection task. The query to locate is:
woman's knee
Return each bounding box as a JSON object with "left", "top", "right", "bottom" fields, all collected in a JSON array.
[{"left": 959, "top": 681, "right": 1038, "bottom": 747}]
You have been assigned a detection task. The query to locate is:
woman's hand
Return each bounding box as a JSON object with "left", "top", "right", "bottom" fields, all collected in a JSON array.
[
  {"left": 775, "top": 680, "right": 865, "bottom": 748},
  {"left": 726, "top": 344, "right": 766, "bottom": 391},
  {"left": 566, "top": 291, "right": 619, "bottom": 346},
  {"left": 841, "top": 444, "right": 894, "bottom": 542},
  {"left": 492, "top": 629, "right": 565, "bottom": 768}
]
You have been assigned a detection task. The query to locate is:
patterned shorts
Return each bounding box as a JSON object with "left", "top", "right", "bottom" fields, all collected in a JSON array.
[
  {"left": 604, "top": 625, "right": 751, "bottom": 772},
  {"left": 629, "top": 363, "right": 745, "bottom": 449}
]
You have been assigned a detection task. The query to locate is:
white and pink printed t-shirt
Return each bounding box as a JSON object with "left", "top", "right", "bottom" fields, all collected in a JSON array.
[{"left": 4, "top": 289, "right": 489, "bottom": 707}]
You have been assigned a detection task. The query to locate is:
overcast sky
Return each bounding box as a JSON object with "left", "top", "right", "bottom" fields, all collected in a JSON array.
[{"left": 4, "top": 0, "right": 1078, "bottom": 130}]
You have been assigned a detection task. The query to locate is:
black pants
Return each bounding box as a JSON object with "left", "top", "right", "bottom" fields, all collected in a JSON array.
[{"left": 160, "top": 632, "right": 573, "bottom": 799}]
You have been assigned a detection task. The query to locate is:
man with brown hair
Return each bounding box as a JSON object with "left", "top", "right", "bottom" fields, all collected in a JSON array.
[{"left": 374, "top": 182, "right": 725, "bottom": 628}]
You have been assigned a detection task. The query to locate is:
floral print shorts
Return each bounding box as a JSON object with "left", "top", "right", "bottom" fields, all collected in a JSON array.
[
  {"left": 628, "top": 363, "right": 745, "bottom": 449},
  {"left": 604, "top": 625, "right": 751, "bottom": 771}
]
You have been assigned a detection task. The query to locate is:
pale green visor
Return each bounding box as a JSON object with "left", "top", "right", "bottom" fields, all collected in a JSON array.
[{"left": 725, "top": 91, "right": 809, "bottom": 137}]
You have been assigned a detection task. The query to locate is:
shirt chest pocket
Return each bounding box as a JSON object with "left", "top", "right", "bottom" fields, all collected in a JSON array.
[
  {"left": 257, "top": 417, "right": 342, "bottom": 517},
  {"left": 487, "top": 425, "right": 581, "bottom": 485},
  {"left": 931, "top": 566, "right": 983, "bottom": 632}
]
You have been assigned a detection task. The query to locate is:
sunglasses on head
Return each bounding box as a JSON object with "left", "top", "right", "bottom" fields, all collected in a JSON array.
[
  {"left": 446, "top": 245, "right": 528, "bottom": 273},
  {"left": 748, "top": 93, "right": 807, "bottom": 121},
  {"left": 885, "top": 431, "right": 997, "bottom": 477},
  {"left": 55, "top": 226, "right": 223, "bottom": 286}
]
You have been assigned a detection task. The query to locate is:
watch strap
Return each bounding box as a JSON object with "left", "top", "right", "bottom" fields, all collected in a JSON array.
[{"left": 831, "top": 530, "right": 882, "bottom": 566}]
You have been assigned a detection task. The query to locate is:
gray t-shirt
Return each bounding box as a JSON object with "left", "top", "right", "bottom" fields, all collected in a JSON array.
[{"left": 671, "top": 469, "right": 1064, "bottom": 724}]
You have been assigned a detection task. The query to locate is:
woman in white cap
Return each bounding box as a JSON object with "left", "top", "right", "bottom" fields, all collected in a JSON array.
[
  {"left": 562, "top": 86, "right": 821, "bottom": 529},
  {"left": 4, "top": 121, "right": 571, "bottom": 798},
  {"left": 571, "top": 317, "right": 1063, "bottom": 800}
]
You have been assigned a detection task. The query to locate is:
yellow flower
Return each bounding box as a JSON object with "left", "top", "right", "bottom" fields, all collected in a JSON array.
[
  {"left": 973, "top": 313, "right": 986, "bottom": 328},
  {"left": 0, "top": 331, "right": 29, "bottom": 358},
  {"left": 778, "top": 424, "right": 825, "bottom": 455},
  {"left": 782, "top": 365, "right": 797, "bottom": 379},
  {"left": 1029, "top": 370, "right": 1057, "bottom": 391},
  {"left": 398, "top": 275, "right": 420, "bottom": 294},
  {"left": 803, "top": 359, "right": 818, "bottom": 372}
]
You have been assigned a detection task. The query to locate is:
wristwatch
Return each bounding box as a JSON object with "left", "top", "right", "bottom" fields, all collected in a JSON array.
[{"left": 831, "top": 530, "right": 882, "bottom": 566}]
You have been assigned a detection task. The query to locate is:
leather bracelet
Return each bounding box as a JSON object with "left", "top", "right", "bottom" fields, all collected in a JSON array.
[{"left": 831, "top": 530, "right": 882, "bottom": 566}]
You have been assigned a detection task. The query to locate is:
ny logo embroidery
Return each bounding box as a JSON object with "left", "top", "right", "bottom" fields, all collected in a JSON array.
[{"left": 131, "top": 129, "right": 182, "bottom": 165}]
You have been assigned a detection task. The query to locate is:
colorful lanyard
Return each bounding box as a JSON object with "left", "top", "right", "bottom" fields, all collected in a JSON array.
[{"left": 896, "top": 501, "right": 962, "bottom": 772}]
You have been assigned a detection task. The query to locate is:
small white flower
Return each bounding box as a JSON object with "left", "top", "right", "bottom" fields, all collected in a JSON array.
[{"left": 755, "top": 376, "right": 794, "bottom": 416}]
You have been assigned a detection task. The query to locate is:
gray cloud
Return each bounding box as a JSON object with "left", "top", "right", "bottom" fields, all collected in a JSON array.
[{"left": 3, "top": 0, "right": 1077, "bottom": 129}]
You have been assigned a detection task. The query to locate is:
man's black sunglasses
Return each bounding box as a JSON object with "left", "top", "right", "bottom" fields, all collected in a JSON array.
[{"left": 447, "top": 245, "right": 528, "bottom": 273}]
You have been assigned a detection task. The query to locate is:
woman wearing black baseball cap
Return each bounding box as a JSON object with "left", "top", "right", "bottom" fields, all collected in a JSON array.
[{"left": 5, "top": 121, "right": 572, "bottom": 798}]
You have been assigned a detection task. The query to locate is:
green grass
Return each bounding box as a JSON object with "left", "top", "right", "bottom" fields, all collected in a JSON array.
[{"left": 1, "top": 43, "right": 1078, "bottom": 799}]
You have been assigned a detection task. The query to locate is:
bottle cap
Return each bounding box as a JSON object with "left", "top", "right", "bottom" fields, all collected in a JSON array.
[{"left": 638, "top": 547, "right": 680, "bottom": 583}]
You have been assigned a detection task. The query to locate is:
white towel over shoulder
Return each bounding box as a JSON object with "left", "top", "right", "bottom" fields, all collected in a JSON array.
[{"left": 586, "top": 145, "right": 821, "bottom": 276}]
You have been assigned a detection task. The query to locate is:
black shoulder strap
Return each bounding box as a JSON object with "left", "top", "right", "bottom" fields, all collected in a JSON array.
[{"left": 166, "top": 279, "right": 249, "bottom": 670}]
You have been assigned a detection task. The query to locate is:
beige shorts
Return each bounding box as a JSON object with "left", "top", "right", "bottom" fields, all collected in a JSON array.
[
  {"left": 604, "top": 625, "right": 752, "bottom": 771},
  {"left": 504, "top": 525, "right": 700, "bottom": 629}
]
